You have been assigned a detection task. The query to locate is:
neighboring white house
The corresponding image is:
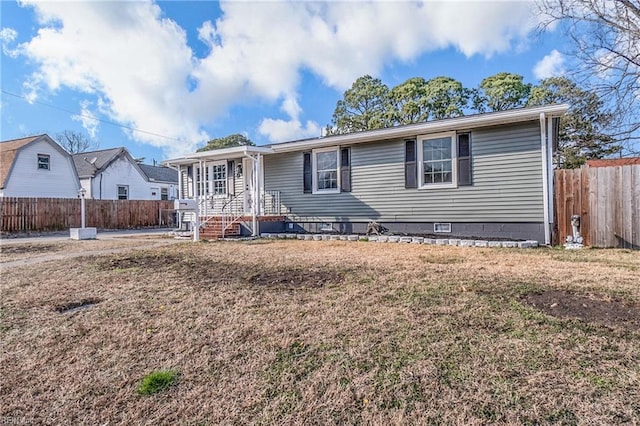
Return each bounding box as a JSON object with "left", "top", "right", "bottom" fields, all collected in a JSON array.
[
  {"left": 0, "top": 134, "right": 81, "bottom": 198},
  {"left": 138, "top": 163, "right": 179, "bottom": 200},
  {"left": 72, "top": 148, "right": 177, "bottom": 200}
]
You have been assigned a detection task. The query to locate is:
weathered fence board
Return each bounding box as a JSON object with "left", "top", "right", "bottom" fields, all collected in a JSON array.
[
  {"left": 553, "top": 167, "right": 590, "bottom": 246},
  {"left": 589, "top": 164, "right": 639, "bottom": 249},
  {"left": 555, "top": 163, "right": 639, "bottom": 248},
  {"left": 1, "top": 198, "right": 175, "bottom": 233}
]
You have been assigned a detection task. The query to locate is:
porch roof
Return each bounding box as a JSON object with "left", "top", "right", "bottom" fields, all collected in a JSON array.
[{"left": 164, "top": 145, "right": 274, "bottom": 166}]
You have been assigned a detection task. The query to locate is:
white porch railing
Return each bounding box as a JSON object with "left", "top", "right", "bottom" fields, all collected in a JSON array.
[
  {"left": 195, "top": 190, "right": 281, "bottom": 217},
  {"left": 261, "top": 190, "right": 281, "bottom": 216},
  {"left": 192, "top": 190, "right": 281, "bottom": 237}
]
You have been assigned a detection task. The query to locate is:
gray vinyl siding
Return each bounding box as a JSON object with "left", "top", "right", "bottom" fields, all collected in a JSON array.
[{"left": 264, "top": 121, "right": 544, "bottom": 223}]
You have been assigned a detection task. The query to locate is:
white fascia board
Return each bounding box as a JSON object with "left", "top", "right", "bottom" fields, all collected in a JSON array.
[
  {"left": 269, "top": 104, "right": 569, "bottom": 153},
  {"left": 163, "top": 146, "right": 274, "bottom": 166}
]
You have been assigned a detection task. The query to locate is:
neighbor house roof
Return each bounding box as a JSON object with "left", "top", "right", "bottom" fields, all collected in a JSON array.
[
  {"left": 1, "top": 135, "right": 42, "bottom": 188},
  {"left": 72, "top": 147, "right": 126, "bottom": 178},
  {"left": 139, "top": 164, "right": 178, "bottom": 183},
  {"left": 1, "top": 134, "right": 76, "bottom": 189},
  {"left": 587, "top": 157, "right": 640, "bottom": 168}
]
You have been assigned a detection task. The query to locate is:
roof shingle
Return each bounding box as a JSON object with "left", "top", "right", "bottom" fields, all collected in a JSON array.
[{"left": 0, "top": 135, "right": 45, "bottom": 188}]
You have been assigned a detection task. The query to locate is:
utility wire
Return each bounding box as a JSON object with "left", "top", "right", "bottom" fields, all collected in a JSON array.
[{"left": 1, "top": 89, "right": 182, "bottom": 141}]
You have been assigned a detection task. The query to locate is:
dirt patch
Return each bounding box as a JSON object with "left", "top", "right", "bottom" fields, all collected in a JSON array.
[
  {"left": 245, "top": 266, "right": 346, "bottom": 288},
  {"left": 95, "top": 251, "right": 347, "bottom": 290},
  {"left": 0, "top": 243, "right": 62, "bottom": 255},
  {"left": 522, "top": 290, "right": 640, "bottom": 331},
  {"left": 97, "top": 253, "right": 184, "bottom": 270},
  {"left": 55, "top": 298, "right": 101, "bottom": 314}
]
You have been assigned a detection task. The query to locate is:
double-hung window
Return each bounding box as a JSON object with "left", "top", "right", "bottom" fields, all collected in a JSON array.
[
  {"left": 117, "top": 185, "right": 129, "bottom": 200},
  {"left": 416, "top": 132, "right": 457, "bottom": 189},
  {"left": 303, "top": 147, "right": 352, "bottom": 194},
  {"left": 409, "top": 132, "right": 472, "bottom": 189},
  {"left": 422, "top": 135, "right": 454, "bottom": 186},
  {"left": 312, "top": 148, "right": 339, "bottom": 193},
  {"left": 212, "top": 163, "right": 227, "bottom": 196},
  {"left": 37, "top": 154, "right": 50, "bottom": 170}
]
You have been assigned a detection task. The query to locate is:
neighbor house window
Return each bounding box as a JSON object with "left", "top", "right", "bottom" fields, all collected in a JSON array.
[
  {"left": 37, "top": 154, "right": 50, "bottom": 170},
  {"left": 117, "top": 185, "right": 128, "bottom": 200},
  {"left": 417, "top": 132, "right": 456, "bottom": 188},
  {"left": 212, "top": 163, "right": 227, "bottom": 195},
  {"left": 161, "top": 188, "right": 168, "bottom": 200}
]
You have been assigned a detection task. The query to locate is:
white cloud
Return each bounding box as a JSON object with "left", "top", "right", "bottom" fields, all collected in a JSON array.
[
  {"left": 72, "top": 100, "right": 99, "bottom": 138},
  {"left": 0, "top": 27, "right": 19, "bottom": 58},
  {"left": 259, "top": 94, "right": 321, "bottom": 142},
  {"left": 15, "top": 1, "right": 209, "bottom": 157},
  {"left": 11, "top": 0, "right": 541, "bottom": 157},
  {"left": 259, "top": 118, "right": 322, "bottom": 143},
  {"left": 534, "top": 49, "right": 566, "bottom": 79}
]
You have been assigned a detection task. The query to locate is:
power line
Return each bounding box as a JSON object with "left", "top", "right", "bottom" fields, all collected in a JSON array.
[{"left": 1, "top": 89, "right": 182, "bottom": 141}]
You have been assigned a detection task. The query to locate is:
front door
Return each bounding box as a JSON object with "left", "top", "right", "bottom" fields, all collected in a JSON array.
[{"left": 243, "top": 158, "right": 254, "bottom": 214}]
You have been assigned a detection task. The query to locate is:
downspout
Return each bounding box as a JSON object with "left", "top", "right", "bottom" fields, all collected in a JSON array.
[
  {"left": 546, "top": 118, "right": 555, "bottom": 243},
  {"left": 540, "top": 113, "right": 551, "bottom": 245}
]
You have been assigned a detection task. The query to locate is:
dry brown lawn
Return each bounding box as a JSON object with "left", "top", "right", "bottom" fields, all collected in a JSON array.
[{"left": 1, "top": 239, "right": 639, "bottom": 425}]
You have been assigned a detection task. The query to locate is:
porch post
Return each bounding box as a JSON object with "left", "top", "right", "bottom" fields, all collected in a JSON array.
[
  {"left": 177, "top": 165, "right": 183, "bottom": 199},
  {"left": 252, "top": 155, "right": 259, "bottom": 237}
]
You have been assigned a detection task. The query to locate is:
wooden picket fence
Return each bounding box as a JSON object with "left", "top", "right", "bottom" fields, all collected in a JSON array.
[
  {"left": 0, "top": 198, "right": 175, "bottom": 233},
  {"left": 554, "top": 161, "right": 640, "bottom": 248}
]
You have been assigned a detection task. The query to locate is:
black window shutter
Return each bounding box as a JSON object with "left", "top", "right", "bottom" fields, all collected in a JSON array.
[
  {"left": 457, "top": 133, "right": 472, "bottom": 186},
  {"left": 340, "top": 147, "right": 351, "bottom": 192},
  {"left": 227, "top": 160, "right": 235, "bottom": 195},
  {"left": 303, "top": 152, "right": 312, "bottom": 193},
  {"left": 405, "top": 139, "right": 417, "bottom": 189}
]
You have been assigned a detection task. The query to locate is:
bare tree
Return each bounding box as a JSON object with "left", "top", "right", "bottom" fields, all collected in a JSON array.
[
  {"left": 54, "top": 130, "right": 97, "bottom": 153},
  {"left": 538, "top": 0, "right": 640, "bottom": 155}
]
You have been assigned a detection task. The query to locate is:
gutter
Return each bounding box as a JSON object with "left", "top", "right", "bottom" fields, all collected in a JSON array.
[
  {"left": 163, "top": 105, "right": 570, "bottom": 164},
  {"left": 270, "top": 104, "right": 569, "bottom": 153}
]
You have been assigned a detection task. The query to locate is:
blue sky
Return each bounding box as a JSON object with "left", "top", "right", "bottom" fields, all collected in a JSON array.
[{"left": 1, "top": 1, "right": 569, "bottom": 163}]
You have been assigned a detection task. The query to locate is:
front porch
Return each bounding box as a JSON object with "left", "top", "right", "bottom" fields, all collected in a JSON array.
[
  {"left": 165, "top": 145, "right": 285, "bottom": 238},
  {"left": 196, "top": 190, "right": 284, "bottom": 238}
]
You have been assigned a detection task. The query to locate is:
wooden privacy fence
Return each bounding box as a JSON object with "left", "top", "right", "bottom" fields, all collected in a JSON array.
[
  {"left": 1, "top": 198, "right": 175, "bottom": 233},
  {"left": 554, "top": 161, "right": 640, "bottom": 248}
]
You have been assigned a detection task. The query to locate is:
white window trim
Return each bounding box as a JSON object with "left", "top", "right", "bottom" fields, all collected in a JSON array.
[
  {"left": 417, "top": 131, "right": 457, "bottom": 190},
  {"left": 117, "top": 185, "right": 129, "bottom": 200},
  {"left": 312, "top": 146, "right": 340, "bottom": 194},
  {"left": 37, "top": 154, "right": 50, "bottom": 171},
  {"left": 209, "top": 160, "right": 227, "bottom": 198}
]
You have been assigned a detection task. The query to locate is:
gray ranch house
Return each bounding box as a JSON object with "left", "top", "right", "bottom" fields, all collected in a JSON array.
[{"left": 165, "top": 104, "right": 567, "bottom": 244}]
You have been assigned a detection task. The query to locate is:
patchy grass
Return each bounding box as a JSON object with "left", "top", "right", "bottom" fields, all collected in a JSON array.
[
  {"left": 137, "top": 370, "right": 179, "bottom": 395},
  {"left": 1, "top": 240, "right": 639, "bottom": 424},
  {"left": 0, "top": 239, "right": 151, "bottom": 263}
]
